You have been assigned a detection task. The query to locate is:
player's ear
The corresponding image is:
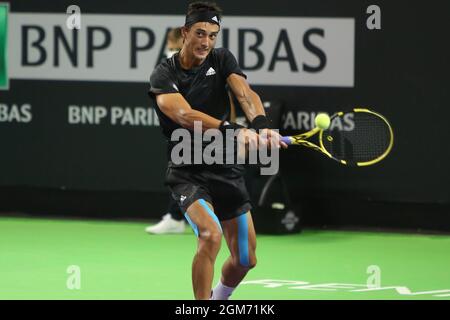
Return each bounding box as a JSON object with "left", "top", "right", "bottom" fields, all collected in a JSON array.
[{"left": 181, "top": 26, "right": 189, "bottom": 41}]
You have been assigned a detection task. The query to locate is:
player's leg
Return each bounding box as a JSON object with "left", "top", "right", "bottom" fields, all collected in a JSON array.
[
  {"left": 212, "top": 211, "right": 257, "bottom": 299},
  {"left": 185, "top": 199, "right": 223, "bottom": 300}
]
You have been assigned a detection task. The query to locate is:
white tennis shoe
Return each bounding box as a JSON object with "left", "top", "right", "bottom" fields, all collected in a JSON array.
[{"left": 145, "top": 213, "right": 186, "bottom": 234}]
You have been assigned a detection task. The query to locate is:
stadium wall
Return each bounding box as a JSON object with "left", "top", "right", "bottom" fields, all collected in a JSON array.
[{"left": 1, "top": 0, "right": 448, "bottom": 230}]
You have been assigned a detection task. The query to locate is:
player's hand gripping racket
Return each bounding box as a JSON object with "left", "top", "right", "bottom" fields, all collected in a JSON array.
[{"left": 281, "top": 108, "right": 394, "bottom": 166}]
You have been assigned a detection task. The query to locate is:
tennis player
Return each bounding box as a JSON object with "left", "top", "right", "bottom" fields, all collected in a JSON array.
[{"left": 149, "top": 1, "right": 286, "bottom": 300}]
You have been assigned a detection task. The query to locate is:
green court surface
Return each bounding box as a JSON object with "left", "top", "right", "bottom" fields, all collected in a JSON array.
[{"left": 1, "top": 216, "right": 449, "bottom": 300}]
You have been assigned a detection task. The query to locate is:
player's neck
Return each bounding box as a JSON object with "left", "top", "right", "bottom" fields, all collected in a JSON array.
[{"left": 179, "top": 48, "right": 205, "bottom": 70}]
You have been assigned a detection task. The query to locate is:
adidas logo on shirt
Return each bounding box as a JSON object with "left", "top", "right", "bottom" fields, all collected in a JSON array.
[{"left": 206, "top": 67, "right": 216, "bottom": 76}]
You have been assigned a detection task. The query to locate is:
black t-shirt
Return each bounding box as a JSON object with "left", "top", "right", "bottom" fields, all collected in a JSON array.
[{"left": 148, "top": 48, "right": 247, "bottom": 166}]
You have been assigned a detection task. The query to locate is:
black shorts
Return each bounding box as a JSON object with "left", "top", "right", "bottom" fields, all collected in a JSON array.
[{"left": 166, "top": 165, "right": 252, "bottom": 221}]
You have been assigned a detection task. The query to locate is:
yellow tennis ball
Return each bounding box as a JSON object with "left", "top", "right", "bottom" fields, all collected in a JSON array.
[{"left": 315, "top": 113, "right": 330, "bottom": 130}]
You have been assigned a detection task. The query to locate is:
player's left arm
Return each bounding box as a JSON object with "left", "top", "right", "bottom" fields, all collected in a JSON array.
[
  {"left": 226, "top": 73, "right": 265, "bottom": 122},
  {"left": 226, "top": 73, "right": 287, "bottom": 148}
]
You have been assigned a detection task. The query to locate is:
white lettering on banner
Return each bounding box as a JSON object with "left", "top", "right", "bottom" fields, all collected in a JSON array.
[
  {"left": 0, "top": 103, "right": 32, "bottom": 122},
  {"left": 68, "top": 105, "right": 107, "bottom": 124},
  {"left": 282, "top": 111, "right": 354, "bottom": 130},
  {"left": 110, "top": 106, "right": 158, "bottom": 126},
  {"left": 68, "top": 105, "right": 159, "bottom": 126},
  {"left": 9, "top": 14, "right": 354, "bottom": 87}
]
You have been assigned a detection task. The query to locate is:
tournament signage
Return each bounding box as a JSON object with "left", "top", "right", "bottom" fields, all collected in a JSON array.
[
  {"left": 0, "top": 3, "right": 8, "bottom": 90},
  {"left": 9, "top": 13, "right": 354, "bottom": 87}
]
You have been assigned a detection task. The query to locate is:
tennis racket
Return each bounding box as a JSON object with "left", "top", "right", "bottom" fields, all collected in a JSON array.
[{"left": 281, "top": 108, "right": 394, "bottom": 166}]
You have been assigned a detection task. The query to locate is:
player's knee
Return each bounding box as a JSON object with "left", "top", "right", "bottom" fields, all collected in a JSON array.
[{"left": 200, "top": 229, "right": 222, "bottom": 247}]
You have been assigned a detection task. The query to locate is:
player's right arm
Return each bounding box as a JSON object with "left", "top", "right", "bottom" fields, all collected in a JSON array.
[
  {"left": 156, "top": 92, "right": 261, "bottom": 150},
  {"left": 150, "top": 64, "right": 259, "bottom": 146},
  {"left": 155, "top": 92, "right": 221, "bottom": 131}
]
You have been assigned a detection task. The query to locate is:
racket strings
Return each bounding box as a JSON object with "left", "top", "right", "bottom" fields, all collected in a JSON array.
[{"left": 323, "top": 113, "right": 391, "bottom": 163}]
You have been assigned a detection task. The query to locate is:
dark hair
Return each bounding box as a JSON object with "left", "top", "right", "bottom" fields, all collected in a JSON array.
[{"left": 187, "top": 1, "right": 222, "bottom": 20}]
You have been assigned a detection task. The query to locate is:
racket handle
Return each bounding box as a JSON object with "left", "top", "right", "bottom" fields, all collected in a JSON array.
[{"left": 281, "top": 136, "right": 292, "bottom": 145}]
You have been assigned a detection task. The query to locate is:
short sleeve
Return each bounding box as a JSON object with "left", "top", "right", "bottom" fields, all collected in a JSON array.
[
  {"left": 218, "top": 48, "right": 247, "bottom": 80},
  {"left": 148, "top": 64, "right": 179, "bottom": 99}
]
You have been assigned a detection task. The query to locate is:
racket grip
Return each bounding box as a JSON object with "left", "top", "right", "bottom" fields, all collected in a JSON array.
[{"left": 281, "top": 136, "right": 292, "bottom": 145}]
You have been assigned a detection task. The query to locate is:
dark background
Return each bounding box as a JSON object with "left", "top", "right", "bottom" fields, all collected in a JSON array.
[{"left": 1, "top": 0, "right": 449, "bottom": 231}]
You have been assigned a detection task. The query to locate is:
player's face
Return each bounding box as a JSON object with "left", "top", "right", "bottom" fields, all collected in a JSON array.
[{"left": 183, "top": 22, "right": 220, "bottom": 61}]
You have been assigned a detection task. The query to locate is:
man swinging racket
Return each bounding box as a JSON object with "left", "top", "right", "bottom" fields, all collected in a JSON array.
[{"left": 148, "top": 1, "right": 286, "bottom": 300}]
